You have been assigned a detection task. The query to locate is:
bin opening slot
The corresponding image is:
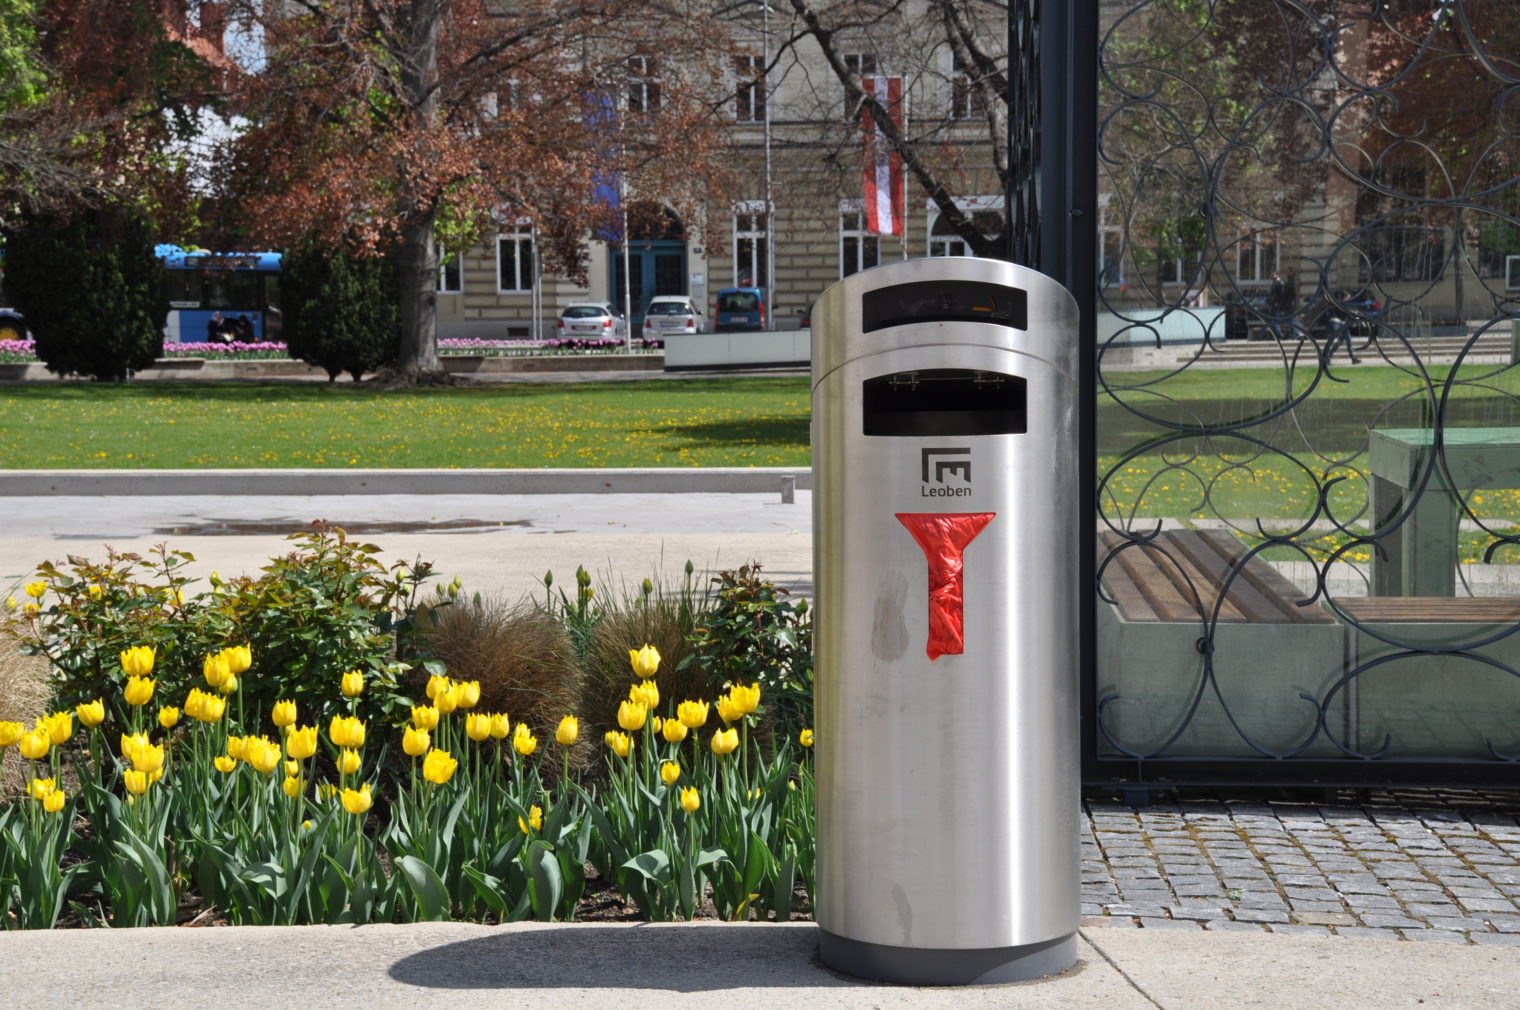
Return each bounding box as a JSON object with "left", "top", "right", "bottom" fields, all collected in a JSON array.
[
  {"left": 862, "top": 369, "right": 1026, "bottom": 436},
  {"left": 861, "top": 280, "right": 1027, "bottom": 333}
]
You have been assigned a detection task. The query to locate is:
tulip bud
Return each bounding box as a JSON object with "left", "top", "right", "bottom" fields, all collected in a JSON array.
[
  {"left": 617, "top": 699, "right": 647, "bottom": 732},
  {"left": 662, "top": 718, "right": 688, "bottom": 743},
  {"left": 75, "top": 699, "right": 105, "bottom": 728},
  {"left": 679, "top": 786, "right": 700, "bottom": 814},
  {"left": 513, "top": 723, "right": 538, "bottom": 757},
  {"left": 660, "top": 761, "right": 681, "bottom": 786},
  {"left": 271, "top": 699, "right": 297, "bottom": 728},
  {"left": 158, "top": 706, "right": 181, "bottom": 730},
  {"left": 339, "top": 748, "right": 361, "bottom": 776},
  {"left": 489, "top": 712, "right": 511, "bottom": 740},
  {"left": 628, "top": 643, "right": 660, "bottom": 679},
  {"left": 799, "top": 728, "right": 814, "bottom": 748},
  {"left": 555, "top": 715, "right": 579, "bottom": 746},
  {"left": 402, "top": 725, "right": 430, "bottom": 757},
  {"left": 340, "top": 669, "right": 364, "bottom": 698},
  {"left": 710, "top": 727, "right": 739, "bottom": 756},
  {"left": 341, "top": 783, "right": 373, "bottom": 815},
  {"left": 124, "top": 676, "right": 156, "bottom": 707},
  {"left": 465, "top": 713, "right": 492, "bottom": 742}
]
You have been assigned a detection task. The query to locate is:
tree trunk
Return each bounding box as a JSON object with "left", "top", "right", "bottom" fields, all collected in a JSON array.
[
  {"left": 394, "top": 208, "right": 444, "bottom": 380},
  {"left": 389, "top": 0, "right": 448, "bottom": 383}
]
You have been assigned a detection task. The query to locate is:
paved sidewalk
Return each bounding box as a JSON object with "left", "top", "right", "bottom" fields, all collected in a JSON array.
[{"left": 1080, "top": 790, "right": 1520, "bottom": 945}]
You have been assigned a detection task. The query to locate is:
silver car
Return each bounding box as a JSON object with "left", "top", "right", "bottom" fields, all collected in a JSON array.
[
  {"left": 642, "top": 295, "right": 705, "bottom": 336},
  {"left": 557, "top": 301, "right": 627, "bottom": 340}
]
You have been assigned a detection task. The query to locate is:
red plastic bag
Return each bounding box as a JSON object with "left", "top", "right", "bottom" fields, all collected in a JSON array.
[{"left": 896, "top": 512, "right": 996, "bottom": 660}]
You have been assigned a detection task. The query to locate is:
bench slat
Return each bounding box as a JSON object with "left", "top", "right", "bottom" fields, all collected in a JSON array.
[
  {"left": 1193, "top": 529, "right": 1336, "bottom": 625},
  {"left": 1340, "top": 597, "right": 1520, "bottom": 623},
  {"left": 1098, "top": 551, "right": 1162, "bottom": 622},
  {"left": 1164, "top": 530, "right": 1282, "bottom": 624},
  {"left": 1099, "top": 531, "right": 1246, "bottom": 623}
]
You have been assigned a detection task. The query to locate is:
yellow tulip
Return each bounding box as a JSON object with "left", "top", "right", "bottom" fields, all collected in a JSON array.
[
  {"left": 422, "top": 748, "right": 458, "bottom": 785},
  {"left": 662, "top": 718, "right": 688, "bottom": 743},
  {"left": 123, "top": 675, "right": 155, "bottom": 707},
  {"left": 340, "top": 669, "right": 365, "bottom": 698},
  {"left": 131, "top": 741, "right": 166, "bottom": 776},
  {"left": 226, "top": 735, "right": 249, "bottom": 761},
  {"left": 43, "top": 788, "right": 65, "bottom": 813},
  {"left": 676, "top": 700, "right": 709, "bottom": 729},
  {"left": 425, "top": 674, "right": 451, "bottom": 700},
  {"left": 411, "top": 705, "right": 440, "bottom": 731},
  {"left": 513, "top": 723, "right": 538, "bottom": 757},
  {"left": 202, "top": 652, "right": 231, "bottom": 688},
  {"left": 660, "top": 761, "right": 681, "bottom": 786},
  {"left": 76, "top": 698, "right": 105, "bottom": 727},
  {"left": 629, "top": 643, "right": 660, "bottom": 679},
  {"left": 200, "top": 693, "right": 226, "bottom": 723},
  {"left": 123, "top": 769, "right": 149, "bottom": 795},
  {"left": 285, "top": 725, "right": 318, "bottom": 760},
  {"left": 710, "top": 727, "right": 739, "bottom": 756},
  {"left": 316, "top": 784, "right": 338, "bottom": 800},
  {"left": 338, "top": 748, "right": 362, "bottom": 776},
  {"left": 679, "top": 786, "right": 700, "bottom": 814},
  {"left": 434, "top": 686, "right": 459, "bottom": 715},
  {"left": 44, "top": 711, "right": 73, "bottom": 745},
  {"left": 121, "top": 732, "right": 148, "bottom": 763},
  {"left": 799, "top": 728, "right": 814, "bottom": 747},
  {"left": 489, "top": 712, "right": 511, "bottom": 740},
  {"left": 28, "top": 777, "right": 55, "bottom": 801},
  {"left": 629, "top": 679, "right": 659, "bottom": 710},
  {"left": 285, "top": 760, "right": 299, "bottom": 777},
  {"left": 283, "top": 775, "right": 304, "bottom": 799},
  {"left": 341, "top": 783, "right": 373, "bottom": 815},
  {"left": 23, "top": 580, "right": 45, "bottom": 599},
  {"left": 18, "top": 729, "right": 49, "bottom": 760},
  {"left": 617, "top": 699, "right": 647, "bottom": 732},
  {"left": 455, "top": 680, "right": 481, "bottom": 709},
  {"left": 604, "top": 730, "right": 634, "bottom": 758},
  {"left": 555, "top": 715, "right": 579, "bottom": 746},
  {"left": 518, "top": 804, "right": 543, "bottom": 834},
  {"left": 222, "top": 644, "right": 253, "bottom": 674},
  {"left": 328, "top": 715, "right": 366, "bottom": 749},
  {"left": 716, "top": 694, "right": 742, "bottom": 724},
  {"left": 214, "top": 755, "right": 236, "bottom": 774},
  {"left": 0, "top": 721, "right": 23, "bottom": 747},
  {"left": 465, "top": 712, "right": 492, "bottom": 742},
  {"left": 245, "top": 737, "right": 280, "bottom": 775},
  {"left": 120, "top": 645, "right": 155, "bottom": 678},
  {"left": 729, "top": 682, "right": 761, "bottom": 715},
  {"left": 158, "top": 706, "right": 180, "bottom": 730},
  {"left": 218, "top": 674, "right": 239, "bottom": 696},
  {"left": 271, "top": 699, "right": 297, "bottom": 728},
  {"left": 402, "top": 725, "right": 430, "bottom": 757}
]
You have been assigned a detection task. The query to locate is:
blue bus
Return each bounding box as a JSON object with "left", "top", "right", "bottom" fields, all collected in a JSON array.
[{"left": 156, "top": 245, "right": 282, "bottom": 344}]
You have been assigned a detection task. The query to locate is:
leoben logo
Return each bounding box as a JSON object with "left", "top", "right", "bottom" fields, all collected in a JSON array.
[{"left": 920, "top": 447, "right": 971, "bottom": 497}]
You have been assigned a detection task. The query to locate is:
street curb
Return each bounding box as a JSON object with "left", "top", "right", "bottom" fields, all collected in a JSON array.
[{"left": 0, "top": 467, "right": 815, "bottom": 497}]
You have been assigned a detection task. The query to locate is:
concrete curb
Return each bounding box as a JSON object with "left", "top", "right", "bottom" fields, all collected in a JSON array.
[
  {"left": 0, "top": 354, "right": 664, "bottom": 382},
  {"left": 0, "top": 467, "right": 815, "bottom": 497}
]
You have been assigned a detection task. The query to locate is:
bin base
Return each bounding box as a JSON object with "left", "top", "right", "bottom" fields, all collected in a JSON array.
[{"left": 818, "top": 929, "right": 1077, "bottom": 986}]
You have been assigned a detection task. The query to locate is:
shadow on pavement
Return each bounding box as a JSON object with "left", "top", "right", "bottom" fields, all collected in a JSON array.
[{"left": 388, "top": 923, "right": 858, "bottom": 991}]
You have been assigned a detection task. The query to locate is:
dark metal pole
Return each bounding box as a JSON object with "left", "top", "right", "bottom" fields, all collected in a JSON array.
[{"left": 1013, "top": 0, "right": 1099, "bottom": 782}]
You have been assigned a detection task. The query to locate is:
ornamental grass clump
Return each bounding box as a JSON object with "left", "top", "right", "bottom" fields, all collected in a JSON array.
[{"left": 0, "top": 613, "right": 50, "bottom": 800}]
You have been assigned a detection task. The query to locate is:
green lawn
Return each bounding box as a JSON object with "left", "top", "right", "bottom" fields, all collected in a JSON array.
[{"left": 0, "top": 378, "right": 812, "bottom": 468}]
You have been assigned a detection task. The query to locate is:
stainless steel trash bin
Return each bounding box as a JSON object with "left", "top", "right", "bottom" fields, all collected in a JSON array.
[{"left": 812, "top": 257, "right": 1080, "bottom": 985}]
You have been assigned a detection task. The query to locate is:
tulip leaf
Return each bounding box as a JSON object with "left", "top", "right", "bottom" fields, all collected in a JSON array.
[
  {"left": 622, "top": 848, "right": 671, "bottom": 883},
  {"left": 396, "top": 854, "right": 451, "bottom": 920},
  {"left": 528, "top": 842, "right": 563, "bottom": 922},
  {"left": 772, "top": 852, "right": 796, "bottom": 922},
  {"left": 695, "top": 847, "right": 728, "bottom": 870},
  {"left": 461, "top": 865, "right": 508, "bottom": 915}
]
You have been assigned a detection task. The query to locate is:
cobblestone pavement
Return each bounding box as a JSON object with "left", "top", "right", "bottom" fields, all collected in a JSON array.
[{"left": 1081, "top": 789, "right": 1520, "bottom": 946}]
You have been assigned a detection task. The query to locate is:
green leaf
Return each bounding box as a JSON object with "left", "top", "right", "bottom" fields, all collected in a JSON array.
[
  {"left": 622, "top": 848, "right": 672, "bottom": 883},
  {"left": 396, "top": 854, "right": 451, "bottom": 920},
  {"left": 528, "top": 842, "right": 564, "bottom": 922},
  {"left": 461, "top": 865, "right": 509, "bottom": 915}
]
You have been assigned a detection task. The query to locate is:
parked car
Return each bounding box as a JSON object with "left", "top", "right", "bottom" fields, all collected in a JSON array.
[
  {"left": 557, "top": 301, "right": 627, "bottom": 340},
  {"left": 713, "top": 286, "right": 766, "bottom": 331},
  {"left": 1221, "top": 291, "right": 1272, "bottom": 341},
  {"left": 0, "top": 307, "right": 25, "bottom": 343},
  {"left": 642, "top": 295, "right": 704, "bottom": 338}
]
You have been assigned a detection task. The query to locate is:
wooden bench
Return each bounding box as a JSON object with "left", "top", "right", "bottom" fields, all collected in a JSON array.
[
  {"left": 1331, "top": 597, "right": 1520, "bottom": 759},
  {"left": 1099, "top": 529, "right": 1336, "bottom": 626},
  {"left": 1095, "top": 529, "right": 1345, "bottom": 758}
]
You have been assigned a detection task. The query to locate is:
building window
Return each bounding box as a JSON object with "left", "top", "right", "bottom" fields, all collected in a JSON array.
[
  {"left": 734, "top": 54, "right": 766, "bottom": 122},
  {"left": 733, "top": 202, "right": 769, "bottom": 288},
  {"left": 496, "top": 226, "right": 535, "bottom": 293},
  {"left": 928, "top": 201, "right": 1003, "bottom": 257},
  {"left": 950, "top": 51, "right": 984, "bottom": 120},
  {"left": 839, "top": 204, "right": 879, "bottom": 278},
  {"left": 437, "top": 250, "right": 462, "bottom": 293},
  {"left": 844, "top": 53, "right": 878, "bottom": 79},
  {"left": 627, "top": 56, "right": 661, "bottom": 113},
  {"left": 1236, "top": 229, "right": 1278, "bottom": 284}
]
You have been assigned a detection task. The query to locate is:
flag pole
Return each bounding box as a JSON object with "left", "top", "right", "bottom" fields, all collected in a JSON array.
[{"left": 621, "top": 175, "right": 632, "bottom": 352}]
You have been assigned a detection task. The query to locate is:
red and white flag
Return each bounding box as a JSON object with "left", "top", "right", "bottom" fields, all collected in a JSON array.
[{"left": 862, "top": 76, "right": 904, "bottom": 237}]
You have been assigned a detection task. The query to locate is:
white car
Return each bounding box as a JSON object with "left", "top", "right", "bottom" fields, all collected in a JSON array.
[
  {"left": 557, "top": 301, "right": 627, "bottom": 340},
  {"left": 642, "top": 295, "right": 705, "bottom": 337}
]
